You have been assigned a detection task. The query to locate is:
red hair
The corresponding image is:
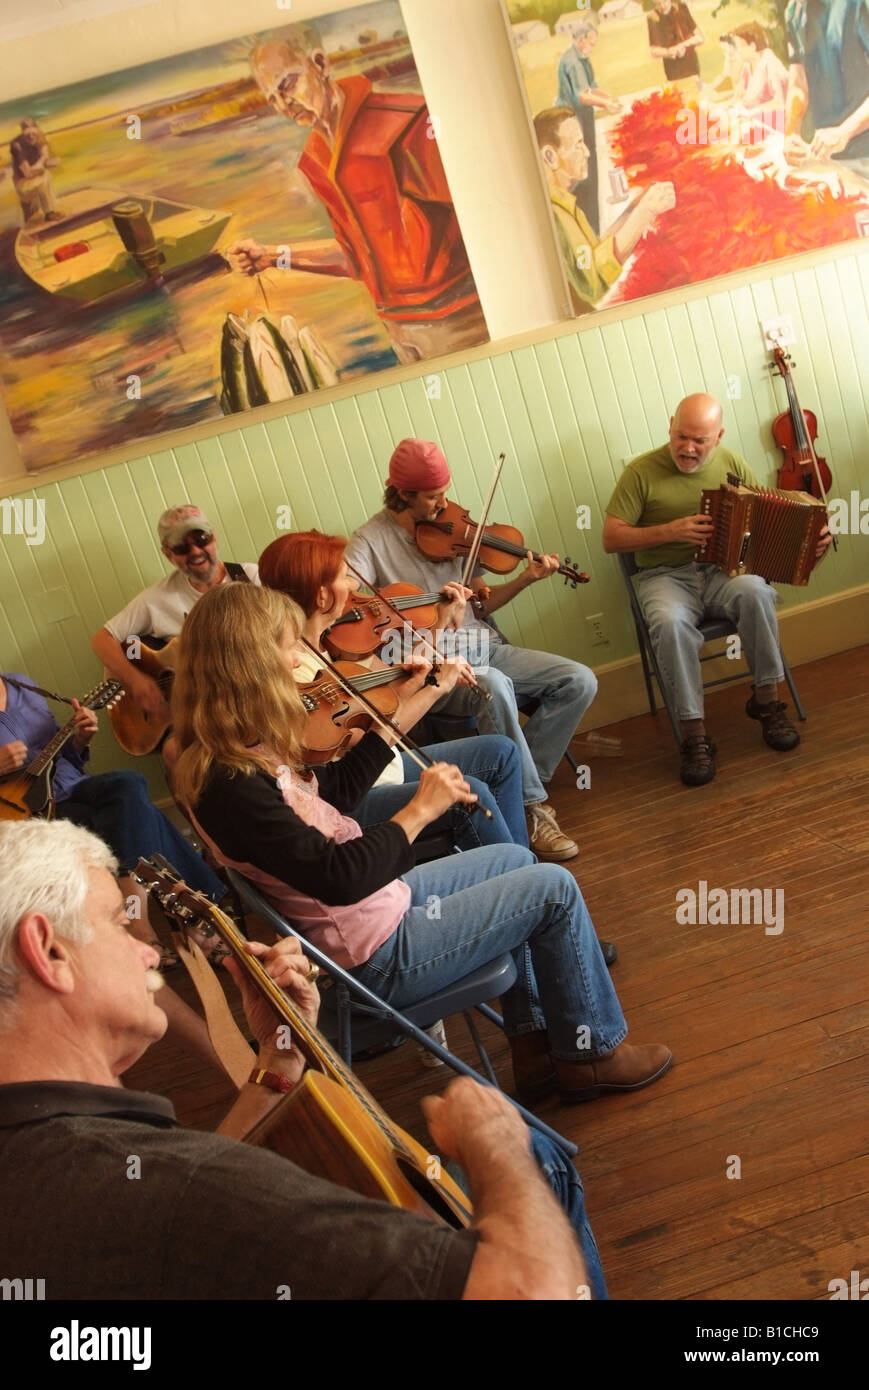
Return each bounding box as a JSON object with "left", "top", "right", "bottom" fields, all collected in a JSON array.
[{"left": 258, "top": 530, "right": 347, "bottom": 616}]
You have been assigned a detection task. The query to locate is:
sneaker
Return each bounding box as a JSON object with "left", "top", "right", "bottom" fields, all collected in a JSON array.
[
  {"left": 746, "top": 689, "right": 800, "bottom": 751},
  {"left": 526, "top": 803, "right": 578, "bottom": 861},
  {"left": 416, "top": 1019, "right": 448, "bottom": 1068},
  {"left": 680, "top": 735, "right": 716, "bottom": 787}
]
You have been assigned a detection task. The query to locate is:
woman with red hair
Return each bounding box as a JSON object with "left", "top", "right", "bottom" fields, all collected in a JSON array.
[{"left": 258, "top": 529, "right": 529, "bottom": 852}]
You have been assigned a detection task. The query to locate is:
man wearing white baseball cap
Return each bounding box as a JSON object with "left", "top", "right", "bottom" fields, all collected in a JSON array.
[
  {"left": 91, "top": 505, "right": 259, "bottom": 729},
  {"left": 345, "top": 441, "right": 597, "bottom": 862}
]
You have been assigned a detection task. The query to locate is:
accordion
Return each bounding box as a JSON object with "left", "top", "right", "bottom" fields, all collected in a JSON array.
[{"left": 695, "top": 476, "right": 827, "bottom": 586}]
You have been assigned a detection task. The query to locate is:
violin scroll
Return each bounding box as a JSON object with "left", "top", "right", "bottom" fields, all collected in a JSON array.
[{"left": 561, "top": 557, "right": 590, "bottom": 588}]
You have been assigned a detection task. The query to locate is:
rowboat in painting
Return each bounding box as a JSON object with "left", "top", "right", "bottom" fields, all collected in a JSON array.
[{"left": 14, "top": 186, "right": 232, "bottom": 301}]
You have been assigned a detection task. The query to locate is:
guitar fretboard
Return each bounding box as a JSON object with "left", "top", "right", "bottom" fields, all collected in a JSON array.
[{"left": 24, "top": 681, "right": 119, "bottom": 776}]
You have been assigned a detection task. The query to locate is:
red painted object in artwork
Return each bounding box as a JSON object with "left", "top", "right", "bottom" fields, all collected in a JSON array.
[
  {"left": 606, "top": 90, "right": 867, "bottom": 302},
  {"left": 54, "top": 242, "right": 89, "bottom": 262}
]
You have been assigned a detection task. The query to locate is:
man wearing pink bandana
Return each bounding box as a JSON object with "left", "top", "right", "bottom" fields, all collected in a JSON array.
[{"left": 345, "top": 440, "right": 598, "bottom": 861}]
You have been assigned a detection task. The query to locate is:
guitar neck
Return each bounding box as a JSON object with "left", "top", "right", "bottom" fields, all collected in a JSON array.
[
  {"left": 197, "top": 902, "right": 404, "bottom": 1133},
  {"left": 23, "top": 680, "right": 121, "bottom": 778},
  {"left": 26, "top": 714, "right": 77, "bottom": 777}
]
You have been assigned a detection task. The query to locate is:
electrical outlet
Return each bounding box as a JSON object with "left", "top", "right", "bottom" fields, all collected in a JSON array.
[{"left": 586, "top": 613, "right": 610, "bottom": 647}]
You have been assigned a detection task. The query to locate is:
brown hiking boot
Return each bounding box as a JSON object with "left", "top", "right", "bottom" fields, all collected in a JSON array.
[
  {"left": 509, "top": 1030, "right": 557, "bottom": 1102},
  {"left": 679, "top": 734, "right": 716, "bottom": 787},
  {"left": 553, "top": 1042, "right": 674, "bottom": 1102},
  {"left": 526, "top": 802, "right": 578, "bottom": 861},
  {"left": 746, "top": 688, "right": 800, "bottom": 751}
]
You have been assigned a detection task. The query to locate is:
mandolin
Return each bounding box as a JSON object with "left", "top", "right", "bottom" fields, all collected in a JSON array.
[
  {"left": 0, "top": 678, "right": 124, "bottom": 822},
  {"left": 135, "top": 857, "right": 472, "bottom": 1228},
  {"left": 108, "top": 636, "right": 178, "bottom": 756}
]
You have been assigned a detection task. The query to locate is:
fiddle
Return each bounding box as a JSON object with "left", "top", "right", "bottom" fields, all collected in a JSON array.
[
  {"left": 300, "top": 660, "right": 406, "bottom": 764},
  {"left": 299, "top": 637, "right": 492, "bottom": 819},
  {"left": 324, "top": 584, "right": 443, "bottom": 661},
  {"left": 770, "top": 345, "right": 832, "bottom": 499},
  {"left": 415, "top": 500, "right": 589, "bottom": 587}
]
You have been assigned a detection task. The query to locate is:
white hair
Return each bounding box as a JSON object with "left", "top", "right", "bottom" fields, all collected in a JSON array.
[{"left": 0, "top": 821, "right": 118, "bottom": 1011}]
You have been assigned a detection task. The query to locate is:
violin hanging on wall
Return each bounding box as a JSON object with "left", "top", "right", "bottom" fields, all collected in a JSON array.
[{"left": 769, "top": 344, "right": 833, "bottom": 499}]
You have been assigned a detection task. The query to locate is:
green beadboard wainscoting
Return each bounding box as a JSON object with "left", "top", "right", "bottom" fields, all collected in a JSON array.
[{"left": 2, "top": 249, "right": 869, "bottom": 799}]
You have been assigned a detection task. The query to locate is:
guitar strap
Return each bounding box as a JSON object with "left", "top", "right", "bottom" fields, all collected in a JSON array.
[
  {"left": 2, "top": 675, "right": 74, "bottom": 707},
  {"left": 171, "top": 931, "right": 256, "bottom": 1090}
]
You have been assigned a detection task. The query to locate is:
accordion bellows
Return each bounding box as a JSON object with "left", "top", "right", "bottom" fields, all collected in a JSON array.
[{"left": 695, "top": 476, "right": 827, "bottom": 586}]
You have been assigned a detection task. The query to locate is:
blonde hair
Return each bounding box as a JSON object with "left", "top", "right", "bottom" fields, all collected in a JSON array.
[{"left": 172, "top": 584, "right": 308, "bottom": 808}]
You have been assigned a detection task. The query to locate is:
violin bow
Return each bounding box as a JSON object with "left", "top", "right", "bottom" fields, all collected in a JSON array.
[
  {"left": 298, "top": 636, "right": 492, "bottom": 820},
  {"left": 461, "top": 452, "right": 506, "bottom": 590},
  {"left": 342, "top": 560, "right": 492, "bottom": 705}
]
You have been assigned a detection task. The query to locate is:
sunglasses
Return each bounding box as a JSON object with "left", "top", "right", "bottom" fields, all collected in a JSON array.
[{"left": 168, "top": 530, "right": 214, "bottom": 556}]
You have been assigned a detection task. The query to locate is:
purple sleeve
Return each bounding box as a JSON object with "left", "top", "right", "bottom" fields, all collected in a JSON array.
[{"left": 0, "top": 675, "right": 85, "bottom": 801}]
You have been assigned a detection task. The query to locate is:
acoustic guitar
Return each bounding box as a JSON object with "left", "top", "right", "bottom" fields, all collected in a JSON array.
[
  {"left": 0, "top": 678, "right": 124, "bottom": 822},
  {"left": 108, "top": 637, "right": 178, "bottom": 756},
  {"left": 135, "top": 857, "right": 472, "bottom": 1228}
]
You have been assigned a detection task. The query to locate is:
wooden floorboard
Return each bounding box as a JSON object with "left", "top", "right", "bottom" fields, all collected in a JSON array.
[{"left": 125, "top": 645, "right": 869, "bottom": 1301}]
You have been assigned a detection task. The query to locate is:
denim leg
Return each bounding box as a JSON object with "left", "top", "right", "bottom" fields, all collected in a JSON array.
[
  {"left": 400, "top": 734, "right": 528, "bottom": 846},
  {"left": 702, "top": 571, "right": 783, "bottom": 686},
  {"left": 58, "top": 771, "right": 226, "bottom": 899},
  {"left": 351, "top": 843, "right": 626, "bottom": 1057},
  {"left": 465, "top": 665, "right": 547, "bottom": 805},
  {"left": 356, "top": 774, "right": 513, "bottom": 851},
  {"left": 529, "top": 1131, "right": 609, "bottom": 1300},
  {"left": 487, "top": 644, "right": 598, "bottom": 786},
  {"left": 635, "top": 565, "right": 707, "bottom": 720}
]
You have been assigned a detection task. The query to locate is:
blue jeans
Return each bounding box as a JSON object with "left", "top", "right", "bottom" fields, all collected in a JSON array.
[
  {"left": 436, "top": 643, "right": 597, "bottom": 804},
  {"left": 530, "top": 1131, "right": 608, "bottom": 1300},
  {"left": 356, "top": 735, "right": 528, "bottom": 849},
  {"left": 446, "top": 1129, "right": 608, "bottom": 1300},
  {"left": 351, "top": 843, "right": 626, "bottom": 1061},
  {"left": 57, "top": 770, "right": 226, "bottom": 899},
  {"left": 636, "top": 562, "right": 782, "bottom": 721}
]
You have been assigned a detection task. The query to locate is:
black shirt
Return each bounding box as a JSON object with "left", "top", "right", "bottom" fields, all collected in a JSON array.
[
  {"left": 194, "top": 731, "right": 415, "bottom": 905},
  {"left": 0, "top": 1080, "right": 476, "bottom": 1300}
]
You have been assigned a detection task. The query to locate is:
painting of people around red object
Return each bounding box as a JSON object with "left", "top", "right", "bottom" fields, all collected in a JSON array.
[
  {"left": 505, "top": 1, "right": 869, "bottom": 315},
  {"left": 0, "top": 2, "right": 487, "bottom": 472}
]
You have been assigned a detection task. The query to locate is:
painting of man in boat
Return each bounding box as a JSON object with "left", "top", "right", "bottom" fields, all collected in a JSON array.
[{"left": 0, "top": 2, "right": 487, "bottom": 472}]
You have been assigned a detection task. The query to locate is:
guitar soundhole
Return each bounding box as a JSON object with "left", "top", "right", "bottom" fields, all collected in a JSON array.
[{"left": 395, "top": 1155, "right": 468, "bottom": 1228}]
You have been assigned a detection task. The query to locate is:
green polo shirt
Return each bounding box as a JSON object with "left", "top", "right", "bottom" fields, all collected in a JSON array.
[
  {"left": 550, "top": 190, "right": 622, "bottom": 314},
  {"left": 606, "top": 444, "right": 761, "bottom": 569}
]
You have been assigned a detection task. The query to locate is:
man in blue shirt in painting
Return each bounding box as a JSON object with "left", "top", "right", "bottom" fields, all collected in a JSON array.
[
  {"left": 783, "top": 0, "right": 869, "bottom": 178},
  {"left": 555, "top": 16, "right": 622, "bottom": 236}
]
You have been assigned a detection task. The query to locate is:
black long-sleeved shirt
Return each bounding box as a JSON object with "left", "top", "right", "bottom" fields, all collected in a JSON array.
[{"left": 194, "top": 731, "right": 415, "bottom": 906}]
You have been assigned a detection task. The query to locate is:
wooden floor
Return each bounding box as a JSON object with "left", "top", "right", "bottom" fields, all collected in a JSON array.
[{"left": 126, "top": 646, "right": 869, "bottom": 1301}]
